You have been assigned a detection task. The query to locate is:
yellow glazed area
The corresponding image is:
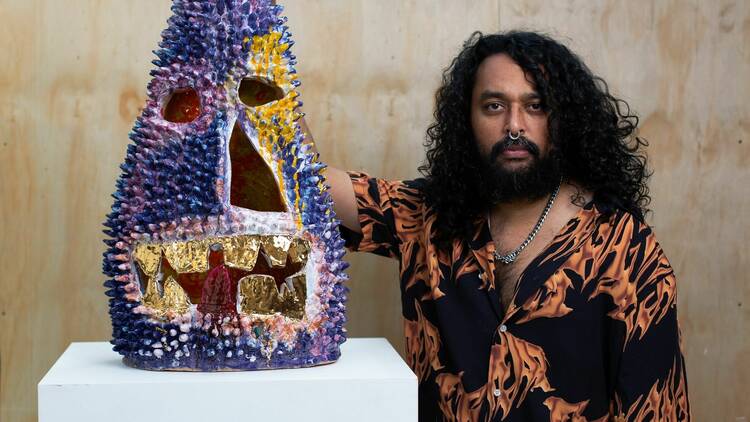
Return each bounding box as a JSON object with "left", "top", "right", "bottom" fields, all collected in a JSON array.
[{"left": 242, "top": 31, "right": 308, "bottom": 226}]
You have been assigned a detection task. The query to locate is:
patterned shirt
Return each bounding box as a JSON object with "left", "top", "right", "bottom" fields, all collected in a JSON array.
[{"left": 339, "top": 172, "right": 690, "bottom": 421}]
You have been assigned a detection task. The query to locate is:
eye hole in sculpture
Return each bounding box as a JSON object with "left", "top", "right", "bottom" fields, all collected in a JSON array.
[
  {"left": 238, "top": 77, "right": 284, "bottom": 107},
  {"left": 162, "top": 87, "right": 201, "bottom": 123},
  {"left": 229, "top": 123, "right": 287, "bottom": 212}
]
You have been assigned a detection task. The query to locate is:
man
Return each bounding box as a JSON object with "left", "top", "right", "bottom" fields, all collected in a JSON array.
[{"left": 309, "top": 31, "right": 690, "bottom": 421}]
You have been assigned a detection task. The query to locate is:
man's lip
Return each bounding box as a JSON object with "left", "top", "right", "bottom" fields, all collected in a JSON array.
[{"left": 500, "top": 149, "right": 531, "bottom": 158}]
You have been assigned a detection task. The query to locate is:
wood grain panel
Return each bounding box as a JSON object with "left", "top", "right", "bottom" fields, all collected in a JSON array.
[
  {"left": 0, "top": 2, "right": 170, "bottom": 421},
  {"left": 1, "top": 1, "right": 747, "bottom": 421}
]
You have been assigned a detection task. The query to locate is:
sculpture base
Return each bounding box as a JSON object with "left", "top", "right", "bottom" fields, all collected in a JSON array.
[
  {"left": 121, "top": 354, "right": 337, "bottom": 371},
  {"left": 39, "top": 338, "right": 417, "bottom": 422}
]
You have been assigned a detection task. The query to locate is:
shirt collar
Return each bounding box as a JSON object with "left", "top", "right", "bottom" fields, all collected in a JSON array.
[{"left": 468, "top": 200, "right": 602, "bottom": 321}]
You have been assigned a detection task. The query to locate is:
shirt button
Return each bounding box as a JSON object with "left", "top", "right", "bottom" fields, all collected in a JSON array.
[
  {"left": 493, "top": 389, "right": 502, "bottom": 397},
  {"left": 499, "top": 324, "right": 507, "bottom": 333}
]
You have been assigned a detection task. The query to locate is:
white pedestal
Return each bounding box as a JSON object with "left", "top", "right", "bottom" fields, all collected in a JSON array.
[{"left": 39, "top": 338, "right": 417, "bottom": 422}]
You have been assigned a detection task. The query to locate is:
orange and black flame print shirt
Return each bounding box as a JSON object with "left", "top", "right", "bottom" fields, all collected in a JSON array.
[{"left": 339, "top": 172, "right": 690, "bottom": 422}]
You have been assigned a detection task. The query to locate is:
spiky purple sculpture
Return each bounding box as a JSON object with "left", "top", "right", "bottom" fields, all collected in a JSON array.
[{"left": 102, "top": 0, "right": 348, "bottom": 371}]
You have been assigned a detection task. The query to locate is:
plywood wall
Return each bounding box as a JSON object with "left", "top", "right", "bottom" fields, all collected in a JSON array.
[{"left": 1, "top": 1, "right": 747, "bottom": 420}]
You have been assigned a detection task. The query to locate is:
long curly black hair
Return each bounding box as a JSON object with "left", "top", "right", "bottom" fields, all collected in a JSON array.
[{"left": 419, "top": 31, "right": 651, "bottom": 246}]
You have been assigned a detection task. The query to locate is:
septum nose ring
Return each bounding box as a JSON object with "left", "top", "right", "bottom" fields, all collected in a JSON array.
[{"left": 508, "top": 130, "right": 522, "bottom": 140}]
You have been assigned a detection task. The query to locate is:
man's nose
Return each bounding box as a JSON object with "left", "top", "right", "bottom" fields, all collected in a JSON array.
[{"left": 505, "top": 105, "right": 526, "bottom": 136}]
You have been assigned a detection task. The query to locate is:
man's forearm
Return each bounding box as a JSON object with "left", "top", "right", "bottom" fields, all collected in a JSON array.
[{"left": 298, "top": 116, "right": 361, "bottom": 233}]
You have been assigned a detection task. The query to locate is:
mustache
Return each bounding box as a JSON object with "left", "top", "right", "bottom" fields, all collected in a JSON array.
[{"left": 489, "top": 135, "right": 540, "bottom": 161}]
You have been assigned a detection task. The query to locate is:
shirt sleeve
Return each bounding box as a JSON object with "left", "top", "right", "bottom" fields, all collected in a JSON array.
[
  {"left": 338, "top": 171, "right": 425, "bottom": 260},
  {"left": 609, "top": 220, "right": 691, "bottom": 421}
]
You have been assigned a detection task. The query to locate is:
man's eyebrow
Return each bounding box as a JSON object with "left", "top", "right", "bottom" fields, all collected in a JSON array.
[
  {"left": 478, "top": 90, "right": 508, "bottom": 101},
  {"left": 478, "top": 90, "right": 541, "bottom": 102}
]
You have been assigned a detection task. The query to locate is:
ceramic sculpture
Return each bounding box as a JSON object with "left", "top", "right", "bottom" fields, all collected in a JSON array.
[{"left": 102, "top": 0, "right": 348, "bottom": 371}]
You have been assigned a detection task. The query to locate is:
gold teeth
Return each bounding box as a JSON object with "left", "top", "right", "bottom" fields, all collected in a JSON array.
[
  {"left": 133, "top": 244, "right": 162, "bottom": 277},
  {"left": 238, "top": 274, "right": 306, "bottom": 320},
  {"left": 288, "top": 238, "right": 310, "bottom": 264},
  {"left": 132, "top": 235, "right": 311, "bottom": 273},
  {"left": 220, "top": 235, "right": 261, "bottom": 271},
  {"left": 132, "top": 235, "right": 311, "bottom": 320},
  {"left": 259, "top": 236, "right": 293, "bottom": 267},
  {"left": 163, "top": 240, "right": 210, "bottom": 273},
  {"left": 142, "top": 275, "right": 192, "bottom": 316},
  {"left": 281, "top": 274, "right": 306, "bottom": 320}
]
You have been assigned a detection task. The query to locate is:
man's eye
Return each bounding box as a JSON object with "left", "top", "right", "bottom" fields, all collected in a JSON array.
[
  {"left": 528, "top": 103, "right": 544, "bottom": 112},
  {"left": 485, "top": 102, "right": 503, "bottom": 112}
]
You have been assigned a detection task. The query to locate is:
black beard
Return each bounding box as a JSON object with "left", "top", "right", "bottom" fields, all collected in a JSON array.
[{"left": 479, "top": 135, "right": 562, "bottom": 204}]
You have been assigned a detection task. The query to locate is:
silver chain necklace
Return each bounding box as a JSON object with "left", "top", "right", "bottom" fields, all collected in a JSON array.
[{"left": 489, "top": 178, "right": 562, "bottom": 265}]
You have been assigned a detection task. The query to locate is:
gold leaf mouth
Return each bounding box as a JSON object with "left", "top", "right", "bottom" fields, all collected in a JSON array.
[{"left": 131, "top": 235, "right": 311, "bottom": 320}]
